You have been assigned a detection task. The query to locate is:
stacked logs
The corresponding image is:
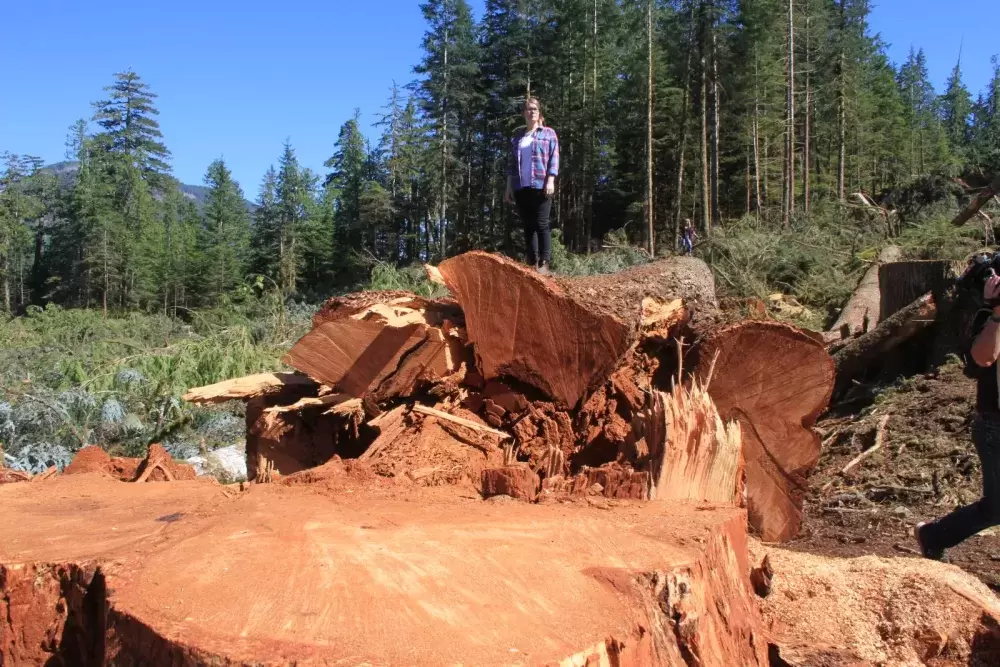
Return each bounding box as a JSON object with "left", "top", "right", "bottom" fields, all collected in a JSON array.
[{"left": 185, "top": 251, "right": 836, "bottom": 542}]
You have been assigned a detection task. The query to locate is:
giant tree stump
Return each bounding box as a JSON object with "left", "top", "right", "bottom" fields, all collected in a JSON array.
[{"left": 1, "top": 474, "right": 769, "bottom": 666}]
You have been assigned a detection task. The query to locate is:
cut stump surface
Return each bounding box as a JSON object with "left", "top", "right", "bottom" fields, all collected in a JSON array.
[
  {"left": 0, "top": 474, "right": 767, "bottom": 666},
  {"left": 699, "top": 321, "right": 834, "bottom": 542}
]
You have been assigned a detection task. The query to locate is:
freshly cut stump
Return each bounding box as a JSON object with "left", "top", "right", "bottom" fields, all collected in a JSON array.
[
  {"left": 1, "top": 474, "right": 768, "bottom": 666},
  {"left": 878, "top": 259, "right": 960, "bottom": 321},
  {"left": 435, "top": 251, "right": 717, "bottom": 409},
  {"left": 697, "top": 321, "right": 834, "bottom": 542}
]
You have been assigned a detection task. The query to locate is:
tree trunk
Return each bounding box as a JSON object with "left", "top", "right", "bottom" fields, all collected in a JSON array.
[
  {"left": 674, "top": 13, "right": 694, "bottom": 248},
  {"left": 878, "top": 260, "right": 961, "bottom": 321},
  {"left": 783, "top": 0, "right": 795, "bottom": 226},
  {"left": 836, "top": 2, "right": 847, "bottom": 203},
  {"left": 803, "top": 10, "right": 811, "bottom": 214},
  {"left": 700, "top": 53, "right": 710, "bottom": 236},
  {"left": 434, "top": 251, "right": 718, "bottom": 410},
  {"left": 440, "top": 29, "right": 449, "bottom": 260},
  {"left": 710, "top": 26, "right": 721, "bottom": 227},
  {"left": 646, "top": 0, "right": 655, "bottom": 256},
  {"left": 950, "top": 175, "right": 1000, "bottom": 227},
  {"left": 828, "top": 245, "right": 903, "bottom": 338},
  {"left": 698, "top": 321, "right": 834, "bottom": 542},
  {"left": 832, "top": 292, "right": 943, "bottom": 396},
  {"left": 752, "top": 52, "right": 762, "bottom": 218}
]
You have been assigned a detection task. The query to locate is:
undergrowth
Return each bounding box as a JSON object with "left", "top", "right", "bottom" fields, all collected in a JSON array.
[
  {"left": 0, "top": 298, "right": 312, "bottom": 473},
  {"left": 701, "top": 199, "right": 988, "bottom": 329}
]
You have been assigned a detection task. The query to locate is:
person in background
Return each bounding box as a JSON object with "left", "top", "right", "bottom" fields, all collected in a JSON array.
[
  {"left": 915, "top": 272, "right": 1000, "bottom": 559},
  {"left": 505, "top": 97, "right": 559, "bottom": 275},
  {"left": 680, "top": 219, "right": 696, "bottom": 256}
]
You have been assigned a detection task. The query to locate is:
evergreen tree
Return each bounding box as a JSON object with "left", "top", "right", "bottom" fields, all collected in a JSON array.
[
  {"left": 325, "top": 113, "right": 369, "bottom": 281},
  {"left": 91, "top": 70, "right": 171, "bottom": 182},
  {"left": 414, "top": 0, "right": 480, "bottom": 259},
  {"left": 199, "top": 159, "right": 250, "bottom": 305},
  {"left": 940, "top": 58, "right": 973, "bottom": 159},
  {"left": 249, "top": 166, "right": 280, "bottom": 283},
  {"left": 275, "top": 141, "right": 306, "bottom": 295}
]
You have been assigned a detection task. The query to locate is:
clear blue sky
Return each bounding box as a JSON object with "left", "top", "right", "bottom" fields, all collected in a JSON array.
[{"left": 0, "top": 0, "right": 994, "bottom": 195}]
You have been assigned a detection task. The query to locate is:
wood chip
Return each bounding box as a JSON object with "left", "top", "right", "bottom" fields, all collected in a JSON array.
[{"left": 411, "top": 404, "right": 511, "bottom": 440}]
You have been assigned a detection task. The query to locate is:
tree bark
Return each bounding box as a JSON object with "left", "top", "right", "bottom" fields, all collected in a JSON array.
[
  {"left": 700, "top": 52, "right": 710, "bottom": 235},
  {"left": 710, "top": 25, "right": 721, "bottom": 227},
  {"left": 783, "top": 0, "right": 795, "bottom": 226},
  {"left": 803, "top": 9, "right": 811, "bottom": 214},
  {"left": 828, "top": 245, "right": 903, "bottom": 337},
  {"left": 836, "top": 1, "right": 847, "bottom": 203},
  {"left": 878, "top": 259, "right": 961, "bottom": 320}
]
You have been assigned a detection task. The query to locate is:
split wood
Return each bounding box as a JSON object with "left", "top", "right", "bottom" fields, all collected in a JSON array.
[
  {"left": 135, "top": 458, "right": 174, "bottom": 483},
  {"left": 411, "top": 404, "right": 511, "bottom": 440}
]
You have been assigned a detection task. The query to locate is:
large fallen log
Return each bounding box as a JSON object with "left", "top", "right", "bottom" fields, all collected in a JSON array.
[
  {"left": 697, "top": 321, "right": 835, "bottom": 542},
  {"left": 433, "top": 250, "right": 718, "bottom": 409},
  {"left": 951, "top": 174, "right": 1000, "bottom": 227},
  {"left": 828, "top": 245, "right": 902, "bottom": 338},
  {"left": 832, "top": 292, "right": 940, "bottom": 396}
]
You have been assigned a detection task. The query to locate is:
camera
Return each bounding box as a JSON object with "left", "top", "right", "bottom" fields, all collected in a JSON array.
[{"left": 958, "top": 251, "right": 1000, "bottom": 306}]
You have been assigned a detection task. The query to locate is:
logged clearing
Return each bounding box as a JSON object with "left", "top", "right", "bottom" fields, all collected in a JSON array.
[{"left": 3, "top": 250, "right": 1000, "bottom": 666}]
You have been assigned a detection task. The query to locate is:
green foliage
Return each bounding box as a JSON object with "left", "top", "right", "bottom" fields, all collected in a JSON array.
[
  {"left": 365, "top": 260, "right": 448, "bottom": 298},
  {"left": 550, "top": 228, "right": 650, "bottom": 276},
  {"left": 0, "top": 301, "right": 310, "bottom": 465}
]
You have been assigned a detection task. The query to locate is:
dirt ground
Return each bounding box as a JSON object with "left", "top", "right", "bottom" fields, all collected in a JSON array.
[{"left": 788, "top": 357, "right": 1000, "bottom": 591}]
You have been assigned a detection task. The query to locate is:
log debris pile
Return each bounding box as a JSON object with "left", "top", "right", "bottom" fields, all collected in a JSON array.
[{"left": 186, "top": 250, "right": 835, "bottom": 542}]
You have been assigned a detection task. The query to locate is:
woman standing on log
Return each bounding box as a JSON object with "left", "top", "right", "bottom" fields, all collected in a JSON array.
[{"left": 504, "top": 97, "right": 560, "bottom": 275}]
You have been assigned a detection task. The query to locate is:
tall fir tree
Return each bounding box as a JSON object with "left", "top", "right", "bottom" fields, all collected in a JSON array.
[{"left": 199, "top": 159, "right": 250, "bottom": 305}]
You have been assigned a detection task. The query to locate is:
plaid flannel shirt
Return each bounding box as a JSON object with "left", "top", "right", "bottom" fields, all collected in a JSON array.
[{"left": 508, "top": 125, "right": 559, "bottom": 190}]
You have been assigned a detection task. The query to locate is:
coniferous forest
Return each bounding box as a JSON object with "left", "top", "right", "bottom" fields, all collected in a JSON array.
[{"left": 2, "top": 0, "right": 1000, "bottom": 317}]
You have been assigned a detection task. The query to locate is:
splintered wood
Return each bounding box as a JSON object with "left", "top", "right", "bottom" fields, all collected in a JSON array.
[
  {"left": 182, "top": 372, "right": 316, "bottom": 404},
  {"left": 647, "top": 378, "right": 744, "bottom": 505},
  {"left": 282, "top": 292, "right": 464, "bottom": 401}
]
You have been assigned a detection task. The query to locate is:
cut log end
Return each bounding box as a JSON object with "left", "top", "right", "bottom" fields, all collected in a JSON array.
[{"left": 698, "top": 321, "right": 835, "bottom": 542}]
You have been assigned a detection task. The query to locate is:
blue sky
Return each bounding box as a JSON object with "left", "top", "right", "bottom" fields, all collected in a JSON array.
[{"left": 0, "top": 0, "right": 994, "bottom": 195}]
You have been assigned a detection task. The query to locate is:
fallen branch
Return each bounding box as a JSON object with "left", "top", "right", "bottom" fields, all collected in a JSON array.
[
  {"left": 951, "top": 175, "right": 1000, "bottom": 226},
  {"left": 412, "top": 404, "right": 511, "bottom": 440},
  {"left": 841, "top": 415, "right": 890, "bottom": 475}
]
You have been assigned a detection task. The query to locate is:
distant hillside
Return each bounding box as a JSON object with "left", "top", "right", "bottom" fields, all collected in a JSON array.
[{"left": 42, "top": 161, "right": 254, "bottom": 212}]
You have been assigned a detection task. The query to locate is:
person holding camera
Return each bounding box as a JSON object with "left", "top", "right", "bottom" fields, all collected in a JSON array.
[{"left": 915, "top": 272, "right": 1000, "bottom": 560}]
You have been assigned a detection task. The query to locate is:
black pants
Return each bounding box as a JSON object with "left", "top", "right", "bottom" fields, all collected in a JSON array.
[
  {"left": 920, "top": 413, "right": 1000, "bottom": 552},
  {"left": 514, "top": 187, "right": 552, "bottom": 266}
]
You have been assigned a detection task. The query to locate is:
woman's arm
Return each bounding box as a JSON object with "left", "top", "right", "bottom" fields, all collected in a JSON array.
[{"left": 545, "top": 131, "right": 559, "bottom": 196}]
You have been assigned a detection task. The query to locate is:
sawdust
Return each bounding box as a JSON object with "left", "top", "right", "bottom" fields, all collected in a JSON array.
[{"left": 753, "top": 540, "right": 1000, "bottom": 666}]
